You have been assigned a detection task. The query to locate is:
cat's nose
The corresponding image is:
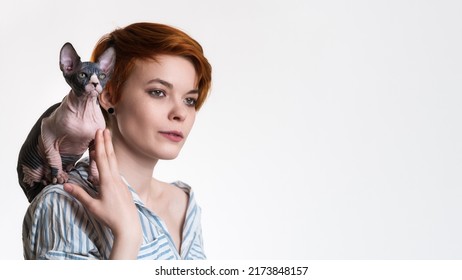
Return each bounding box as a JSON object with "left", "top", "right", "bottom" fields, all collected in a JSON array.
[{"left": 92, "top": 82, "right": 99, "bottom": 88}]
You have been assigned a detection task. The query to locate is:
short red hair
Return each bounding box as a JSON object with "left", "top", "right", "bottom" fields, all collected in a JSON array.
[{"left": 91, "top": 22, "right": 212, "bottom": 111}]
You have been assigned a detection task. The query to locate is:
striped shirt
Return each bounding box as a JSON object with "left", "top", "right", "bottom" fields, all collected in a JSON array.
[{"left": 22, "top": 159, "right": 206, "bottom": 260}]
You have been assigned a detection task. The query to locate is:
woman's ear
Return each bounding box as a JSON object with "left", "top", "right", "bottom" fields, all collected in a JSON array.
[{"left": 98, "top": 89, "right": 114, "bottom": 112}]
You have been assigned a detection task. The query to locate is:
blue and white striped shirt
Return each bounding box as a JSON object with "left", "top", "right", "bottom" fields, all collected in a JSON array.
[{"left": 22, "top": 160, "right": 206, "bottom": 260}]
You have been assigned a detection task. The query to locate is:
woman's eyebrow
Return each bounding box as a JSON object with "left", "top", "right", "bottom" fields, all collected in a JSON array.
[
  {"left": 148, "top": 78, "right": 199, "bottom": 94},
  {"left": 147, "top": 78, "right": 173, "bottom": 89}
]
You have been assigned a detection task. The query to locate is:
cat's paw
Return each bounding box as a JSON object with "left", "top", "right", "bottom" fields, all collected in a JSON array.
[
  {"left": 52, "top": 171, "right": 69, "bottom": 185},
  {"left": 88, "top": 174, "right": 100, "bottom": 187},
  {"left": 88, "top": 157, "right": 100, "bottom": 187}
]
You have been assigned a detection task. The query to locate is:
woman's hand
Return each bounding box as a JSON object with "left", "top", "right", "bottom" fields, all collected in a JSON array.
[{"left": 64, "top": 129, "right": 142, "bottom": 259}]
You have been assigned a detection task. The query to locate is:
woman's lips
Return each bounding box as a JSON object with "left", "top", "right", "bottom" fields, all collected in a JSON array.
[{"left": 159, "top": 131, "right": 184, "bottom": 142}]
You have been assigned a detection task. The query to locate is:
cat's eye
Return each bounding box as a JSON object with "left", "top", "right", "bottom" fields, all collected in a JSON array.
[
  {"left": 79, "top": 73, "right": 87, "bottom": 79},
  {"left": 99, "top": 74, "right": 106, "bottom": 80}
]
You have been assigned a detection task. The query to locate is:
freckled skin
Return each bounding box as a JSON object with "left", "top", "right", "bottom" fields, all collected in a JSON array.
[{"left": 17, "top": 43, "right": 115, "bottom": 202}]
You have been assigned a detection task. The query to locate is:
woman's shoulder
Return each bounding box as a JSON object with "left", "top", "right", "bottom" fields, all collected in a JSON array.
[
  {"left": 168, "top": 181, "right": 201, "bottom": 216},
  {"left": 157, "top": 180, "right": 200, "bottom": 218},
  {"left": 157, "top": 180, "right": 189, "bottom": 209},
  {"left": 24, "top": 181, "right": 96, "bottom": 235},
  {"left": 26, "top": 184, "right": 78, "bottom": 217},
  {"left": 30, "top": 184, "right": 71, "bottom": 204},
  {"left": 169, "top": 180, "right": 200, "bottom": 203},
  {"left": 170, "top": 180, "right": 192, "bottom": 193},
  {"left": 27, "top": 157, "right": 95, "bottom": 212},
  {"left": 24, "top": 183, "right": 80, "bottom": 234}
]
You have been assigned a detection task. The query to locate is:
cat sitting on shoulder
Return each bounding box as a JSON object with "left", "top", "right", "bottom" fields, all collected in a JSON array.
[{"left": 17, "top": 42, "right": 115, "bottom": 202}]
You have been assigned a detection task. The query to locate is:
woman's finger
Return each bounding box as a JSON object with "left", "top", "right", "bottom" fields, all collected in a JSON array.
[
  {"left": 94, "top": 129, "right": 111, "bottom": 186},
  {"left": 63, "top": 182, "right": 97, "bottom": 212},
  {"left": 102, "top": 129, "right": 120, "bottom": 178}
]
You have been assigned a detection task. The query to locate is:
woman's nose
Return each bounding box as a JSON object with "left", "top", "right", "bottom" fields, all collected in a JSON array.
[{"left": 168, "top": 98, "right": 187, "bottom": 121}]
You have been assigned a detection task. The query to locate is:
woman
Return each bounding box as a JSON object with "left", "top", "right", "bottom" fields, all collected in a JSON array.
[{"left": 22, "top": 22, "right": 212, "bottom": 260}]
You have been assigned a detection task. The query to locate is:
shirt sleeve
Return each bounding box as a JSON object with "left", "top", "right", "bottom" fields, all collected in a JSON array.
[{"left": 22, "top": 184, "right": 102, "bottom": 260}]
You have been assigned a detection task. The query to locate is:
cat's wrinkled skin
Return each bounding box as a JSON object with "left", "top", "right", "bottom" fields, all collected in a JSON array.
[{"left": 17, "top": 42, "right": 115, "bottom": 202}]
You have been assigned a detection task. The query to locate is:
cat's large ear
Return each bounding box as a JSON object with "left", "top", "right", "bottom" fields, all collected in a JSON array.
[
  {"left": 97, "top": 47, "right": 116, "bottom": 74},
  {"left": 59, "top": 42, "right": 81, "bottom": 75}
]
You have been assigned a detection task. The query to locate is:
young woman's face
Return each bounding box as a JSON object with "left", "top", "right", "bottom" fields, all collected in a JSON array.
[{"left": 113, "top": 55, "right": 198, "bottom": 160}]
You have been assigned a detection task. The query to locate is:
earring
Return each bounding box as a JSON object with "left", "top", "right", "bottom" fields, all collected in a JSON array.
[{"left": 107, "top": 107, "right": 115, "bottom": 114}]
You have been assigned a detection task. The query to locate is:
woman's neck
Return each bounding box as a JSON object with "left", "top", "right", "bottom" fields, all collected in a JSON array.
[{"left": 110, "top": 132, "right": 159, "bottom": 201}]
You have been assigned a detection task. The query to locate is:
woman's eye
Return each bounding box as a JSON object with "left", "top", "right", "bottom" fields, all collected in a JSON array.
[
  {"left": 184, "top": 97, "right": 197, "bottom": 107},
  {"left": 149, "top": 89, "right": 166, "bottom": 97}
]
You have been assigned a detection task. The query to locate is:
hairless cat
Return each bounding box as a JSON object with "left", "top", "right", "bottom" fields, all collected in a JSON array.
[{"left": 17, "top": 42, "right": 115, "bottom": 202}]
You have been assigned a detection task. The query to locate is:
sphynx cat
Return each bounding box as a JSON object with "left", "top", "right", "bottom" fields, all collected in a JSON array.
[{"left": 17, "top": 42, "right": 115, "bottom": 202}]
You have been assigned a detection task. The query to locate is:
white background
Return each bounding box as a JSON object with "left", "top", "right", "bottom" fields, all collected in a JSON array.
[{"left": 1, "top": 0, "right": 461, "bottom": 260}]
